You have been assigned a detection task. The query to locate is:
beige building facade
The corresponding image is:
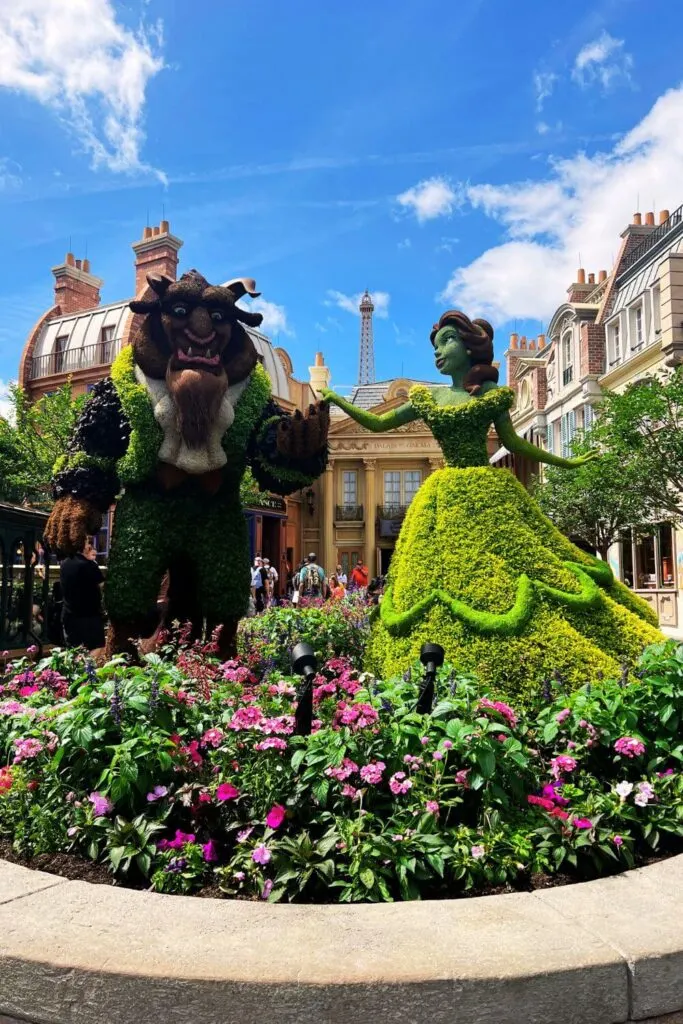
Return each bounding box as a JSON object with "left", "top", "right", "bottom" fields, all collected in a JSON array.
[{"left": 494, "top": 205, "right": 683, "bottom": 628}]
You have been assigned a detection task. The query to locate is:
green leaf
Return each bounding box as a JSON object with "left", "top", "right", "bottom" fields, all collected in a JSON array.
[
  {"left": 360, "top": 868, "right": 375, "bottom": 889},
  {"left": 291, "top": 749, "right": 306, "bottom": 772},
  {"left": 108, "top": 846, "right": 126, "bottom": 872},
  {"left": 476, "top": 747, "right": 496, "bottom": 778}
]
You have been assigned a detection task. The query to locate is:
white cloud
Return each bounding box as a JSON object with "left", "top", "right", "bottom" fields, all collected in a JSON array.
[
  {"left": 244, "top": 298, "right": 292, "bottom": 338},
  {"left": 441, "top": 85, "right": 683, "bottom": 323},
  {"left": 572, "top": 32, "right": 633, "bottom": 90},
  {"left": 0, "top": 0, "right": 165, "bottom": 177},
  {"left": 396, "top": 176, "right": 462, "bottom": 222},
  {"left": 533, "top": 70, "right": 558, "bottom": 112},
  {"left": 0, "top": 380, "right": 15, "bottom": 423},
  {"left": 0, "top": 158, "right": 22, "bottom": 190},
  {"left": 325, "top": 290, "right": 390, "bottom": 318}
]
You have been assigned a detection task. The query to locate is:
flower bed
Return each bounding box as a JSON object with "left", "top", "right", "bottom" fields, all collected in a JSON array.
[{"left": 1, "top": 633, "right": 683, "bottom": 903}]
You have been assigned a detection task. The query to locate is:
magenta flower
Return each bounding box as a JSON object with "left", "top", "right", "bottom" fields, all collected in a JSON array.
[
  {"left": 455, "top": 768, "right": 470, "bottom": 787},
  {"left": 425, "top": 800, "right": 440, "bottom": 814},
  {"left": 265, "top": 804, "right": 286, "bottom": 829},
  {"left": 528, "top": 794, "right": 556, "bottom": 811},
  {"left": 336, "top": 701, "right": 379, "bottom": 732},
  {"left": 614, "top": 736, "right": 646, "bottom": 759},
  {"left": 19, "top": 685, "right": 41, "bottom": 697},
  {"left": 341, "top": 784, "right": 359, "bottom": 799},
  {"left": 252, "top": 844, "right": 271, "bottom": 865},
  {"left": 216, "top": 782, "right": 240, "bottom": 802},
  {"left": 202, "top": 839, "right": 219, "bottom": 863},
  {"left": 556, "top": 708, "right": 571, "bottom": 724},
  {"left": 442, "top": 739, "right": 453, "bottom": 750},
  {"left": 572, "top": 817, "right": 593, "bottom": 829},
  {"left": 88, "top": 792, "right": 113, "bottom": 817},
  {"left": 359, "top": 761, "right": 385, "bottom": 785},
  {"left": 228, "top": 706, "right": 265, "bottom": 731},
  {"left": 432, "top": 750, "right": 444, "bottom": 761},
  {"left": 478, "top": 697, "right": 518, "bottom": 727},
  {"left": 158, "top": 829, "right": 195, "bottom": 852},
  {"left": 420, "top": 736, "right": 430, "bottom": 746},
  {"left": 202, "top": 727, "right": 224, "bottom": 748},
  {"left": 146, "top": 785, "right": 169, "bottom": 802},
  {"left": 389, "top": 771, "right": 412, "bottom": 795},
  {"left": 614, "top": 835, "right": 624, "bottom": 847}
]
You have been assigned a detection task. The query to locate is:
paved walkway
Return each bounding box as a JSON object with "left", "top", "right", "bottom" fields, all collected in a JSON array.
[{"left": 663, "top": 626, "right": 683, "bottom": 642}]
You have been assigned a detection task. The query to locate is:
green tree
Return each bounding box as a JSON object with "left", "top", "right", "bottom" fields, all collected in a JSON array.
[
  {"left": 0, "top": 383, "right": 83, "bottom": 509},
  {"left": 534, "top": 367, "right": 683, "bottom": 558}
]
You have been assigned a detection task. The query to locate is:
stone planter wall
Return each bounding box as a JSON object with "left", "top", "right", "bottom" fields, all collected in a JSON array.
[{"left": 2, "top": 855, "right": 683, "bottom": 1024}]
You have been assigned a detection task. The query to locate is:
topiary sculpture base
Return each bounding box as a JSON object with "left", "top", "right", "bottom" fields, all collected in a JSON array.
[{"left": 367, "top": 467, "right": 662, "bottom": 704}]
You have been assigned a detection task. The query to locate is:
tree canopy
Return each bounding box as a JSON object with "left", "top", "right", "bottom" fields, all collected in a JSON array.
[
  {"left": 0, "top": 384, "right": 82, "bottom": 510},
  {"left": 535, "top": 366, "right": 683, "bottom": 557}
]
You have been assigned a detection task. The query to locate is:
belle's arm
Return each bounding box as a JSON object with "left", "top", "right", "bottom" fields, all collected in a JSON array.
[
  {"left": 494, "top": 411, "right": 597, "bottom": 469},
  {"left": 320, "top": 388, "right": 419, "bottom": 433}
]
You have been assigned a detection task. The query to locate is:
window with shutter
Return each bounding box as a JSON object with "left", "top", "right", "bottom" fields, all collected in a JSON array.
[
  {"left": 546, "top": 422, "right": 554, "bottom": 453},
  {"left": 560, "top": 414, "right": 569, "bottom": 458}
]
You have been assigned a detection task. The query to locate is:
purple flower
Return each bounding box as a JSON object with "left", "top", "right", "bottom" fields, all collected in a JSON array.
[
  {"left": 88, "top": 792, "right": 113, "bottom": 817},
  {"left": 202, "top": 839, "right": 219, "bottom": 863},
  {"left": 146, "top": 785, "right": 169, "bottom": 802},
  {"left": 614, "top": 835, "right": 624, "bottom": 847},
  {"left": 261, "top": 879, "right": 274, "bottom": 900},
  {"left": 252, "top": 844, "right": 271, "bottom": 865}
]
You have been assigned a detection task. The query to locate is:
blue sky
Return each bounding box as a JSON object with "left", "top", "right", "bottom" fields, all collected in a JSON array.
[{"left": 1, "top": 0, "right": 683, "bottom": 400}]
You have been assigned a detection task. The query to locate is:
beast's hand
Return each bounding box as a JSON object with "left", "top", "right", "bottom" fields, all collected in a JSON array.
[
  {"left": 275, "top": 402, "right": 330, "bottom": 459},
  {"left": 44, "top": 497, "right": 103, "bottom": 557}
]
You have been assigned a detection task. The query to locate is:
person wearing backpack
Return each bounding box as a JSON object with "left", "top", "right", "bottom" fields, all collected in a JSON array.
[{"left": 298, "top": 552, "right": 326, "bottom": 599}]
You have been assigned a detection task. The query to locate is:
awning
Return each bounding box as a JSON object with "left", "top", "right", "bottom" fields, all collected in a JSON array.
[{"left": 489, "top": 446, "right": 511, "bottom": 465}]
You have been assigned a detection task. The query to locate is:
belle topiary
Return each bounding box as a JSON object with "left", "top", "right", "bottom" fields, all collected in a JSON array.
[{"left": 322, "top": 309, "right": 662, "bottom": 703}]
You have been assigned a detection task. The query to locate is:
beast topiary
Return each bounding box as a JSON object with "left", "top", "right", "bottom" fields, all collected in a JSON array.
[{"left": 323, "top": 309, "right": 662, "bottom": 702}]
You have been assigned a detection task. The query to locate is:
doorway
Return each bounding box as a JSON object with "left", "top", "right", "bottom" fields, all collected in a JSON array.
[{"left": 379, "top": 547, "right": 394, "bottom": 577}]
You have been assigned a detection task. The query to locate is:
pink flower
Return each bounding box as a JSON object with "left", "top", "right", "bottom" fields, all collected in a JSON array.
[
  {"left": 614, "top": 835, "right": 624, "bottom": 847},
  {"left": 252, "top": 844, "right": 271, "bottom": 865},
  {"left": 614, "top": 736, "right": 646, "bottom": 759},
  {"left": 265, "top": 804, "right": 286, "bottom": 829},
  {"left": 325, "top": 757, "right": 359, "bottom": 782},
  {"left": 478, "top": 698, "right": 518, "bottom": 727},
  {"left": 228, "top": 706, "right": 265, "bottom": 731},
  {"left": 336, "top": 702, "right": 379, "bottom": 732},
  {"left": 261, "top": 879, "right": 274, "bottom": 900},
  {"left": 202, "top": 839, "right": 219, "bottom": 863},
  {"left": 634, "top": 781, "right": 655, "bottom": 807},
  {"left": 237, "top": 827, "right": 253, "bottom": 844},
  {"left": 254, "top": 737, "right": 288, "bottom": 752},
  {"left": 403, "top": 755, "right": 423, "bottom": 769},
  {"left": 19, "top": 685, "right": 41, "bottom": 697},
  {"left": 258, "top": 715, "right": 294, "bottom": 736},
  {"left": 471, "top": 845, "right": 485, "bottom": 859},
  {"left": 12, "top": 737, "right": 43, "bottom": 763},
  {"left": 556, "top": 708, "right": 571, "bottom": 724},
  {"left": 202, "top": 728, "right": 224, "bottom": 748},
  {"left": 89, "top": 792, "right": 113, "bottom": 817},
  {"left": 341, "top": 784, "right": 359, "bottom": 799},
  {"left": 389, "top": 771, "right": 412, "bottom": 795},
  {"left": 549, "top": 807, "right": 570, "bottom": 821},
  {"left": 360, "top": 761, "right": 385, "bottom": 785},
  {"left": 420, "top": 736, "right": 430, "bottom": 746},
  {"left": 158, "top": 829, "right": 195, "bottom": 851},
  {"left": 572, "top": 817, "right": 593, "bottom": 829},
  {"left": 216, "top": 782, "right": 240, "bottom": 802},
  {"left": 455, "top": 768, "right": 470, "bottom": 787},
  {"left": 0, "top": 700, "right": 26, "bottom": 716},
  {"left": 425, "top": 800, "right": 440, "bottom": 814},
  {"left": 550, "top": 755, "right": 577, "bottom": 779},
  {"left": 432, "top": 750, "right": 444, "bottom": 761},
  {"left": 442, "top": 739, "right": 453, "bottom": 750}
]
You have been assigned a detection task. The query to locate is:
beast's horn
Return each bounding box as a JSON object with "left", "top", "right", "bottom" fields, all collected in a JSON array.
[
  {"left": 146, "top": 274, "right": 173, "bottom": 296},
  {"left": 129, "top": 299, "right": 159, "bottom": 314},
  {"left": 235, "top": 309, "right": 264, "bottom": 328},
  {"left": 225, "top": 277, "right": 260, "bottom": 299}
]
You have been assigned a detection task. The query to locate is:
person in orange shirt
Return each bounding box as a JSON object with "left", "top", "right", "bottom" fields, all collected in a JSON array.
[
  {"left": 350, "top": 558, "right": 369, "bottom": 590},
  {"left": 328, "top": 573, "right": 346, "bottom": 600}
]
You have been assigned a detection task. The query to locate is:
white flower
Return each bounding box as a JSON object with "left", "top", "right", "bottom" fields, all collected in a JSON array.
[
  {"left": 634, "top": 792, "right": 649, "bottom": 807},
  {"left": 615, "top": 781, "right": 633, "bottom": 801}
]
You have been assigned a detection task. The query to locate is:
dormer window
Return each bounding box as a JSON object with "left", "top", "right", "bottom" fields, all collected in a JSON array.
[
  {"left": 609, "top": 320, "right": 621, "bottom": 366},
  {"left": 633, "top": 305, "right": 643, "bottom": 349}
]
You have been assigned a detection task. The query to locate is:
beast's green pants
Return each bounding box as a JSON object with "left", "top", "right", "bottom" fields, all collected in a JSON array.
[{"left": 105, "top": 483, "right": 250, "bottom": 624}]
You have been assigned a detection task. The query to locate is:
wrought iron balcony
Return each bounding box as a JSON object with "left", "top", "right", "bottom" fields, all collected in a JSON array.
[
  {"left": 335, "top": 504, "right": 364, "bottom": 522},
  {"left": 378, "top": 504, "right": 409, "bottom": 521},
  {"left": 618, "top": 203, "right": 683, "bottom": 278},
  {"left": 562, "top": 366, "right": 574, "bottom": 387},
  {"left": 29, "top": 339, "right": 121, "bottom": 380}
]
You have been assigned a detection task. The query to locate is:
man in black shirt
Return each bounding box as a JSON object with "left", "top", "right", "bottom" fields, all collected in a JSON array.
[{"left": 59, "top": 540, "right": 105, "bottom": 650}]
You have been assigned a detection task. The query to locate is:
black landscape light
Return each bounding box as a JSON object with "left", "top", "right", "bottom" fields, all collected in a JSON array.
[
  {"left": 291, "top": 642, "right": 317, "bottom": 735},
  {"left": 416, "top": 642, "right": 445, "bottom": 715}
]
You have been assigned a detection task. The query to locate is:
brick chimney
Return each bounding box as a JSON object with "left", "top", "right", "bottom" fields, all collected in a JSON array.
[
  {"left": 308, "top": 351, "right": 331, "bottom": 397},
  {"left": 567, "top": 268, "right": 595, "bottom": 303},
  {"left": 52, "top": 253, "right": 102, "bottom": 314},
  {"left": 132, "top": 220, "right": 183, "bottom": 296}
]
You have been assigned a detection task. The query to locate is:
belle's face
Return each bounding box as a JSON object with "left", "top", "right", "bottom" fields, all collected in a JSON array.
[{"left": 432, "top": 325, "right": 470, "bottom": 377}]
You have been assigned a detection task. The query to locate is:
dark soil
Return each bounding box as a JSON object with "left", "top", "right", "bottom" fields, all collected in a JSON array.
[{"left": 0, "top": 837, "right": 672, "bottom": 901}]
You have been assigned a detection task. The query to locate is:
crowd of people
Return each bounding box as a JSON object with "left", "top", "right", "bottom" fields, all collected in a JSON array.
[{"left": 247, "top": 551, "right": 384, "bottom": 614}]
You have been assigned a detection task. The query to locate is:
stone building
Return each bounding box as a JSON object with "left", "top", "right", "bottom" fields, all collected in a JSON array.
[
  {"left": 17, "top": 221, "right": 317, "bottom": 581},
  {"left": 494, "top": 205, "right": 683, "bottom": 628}
]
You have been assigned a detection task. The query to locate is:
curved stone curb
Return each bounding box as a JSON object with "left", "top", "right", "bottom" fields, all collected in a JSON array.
[{"left": 1, "top": 855, "right": 683, "bottom": 1024}]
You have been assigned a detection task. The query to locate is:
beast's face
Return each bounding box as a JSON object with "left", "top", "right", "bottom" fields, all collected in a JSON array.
[
  {"left": 129, "top": 271, "right": 265, "bottom": 449},
  {"left": 161, "top": 282, "right": 237, "bottom": 375}
]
